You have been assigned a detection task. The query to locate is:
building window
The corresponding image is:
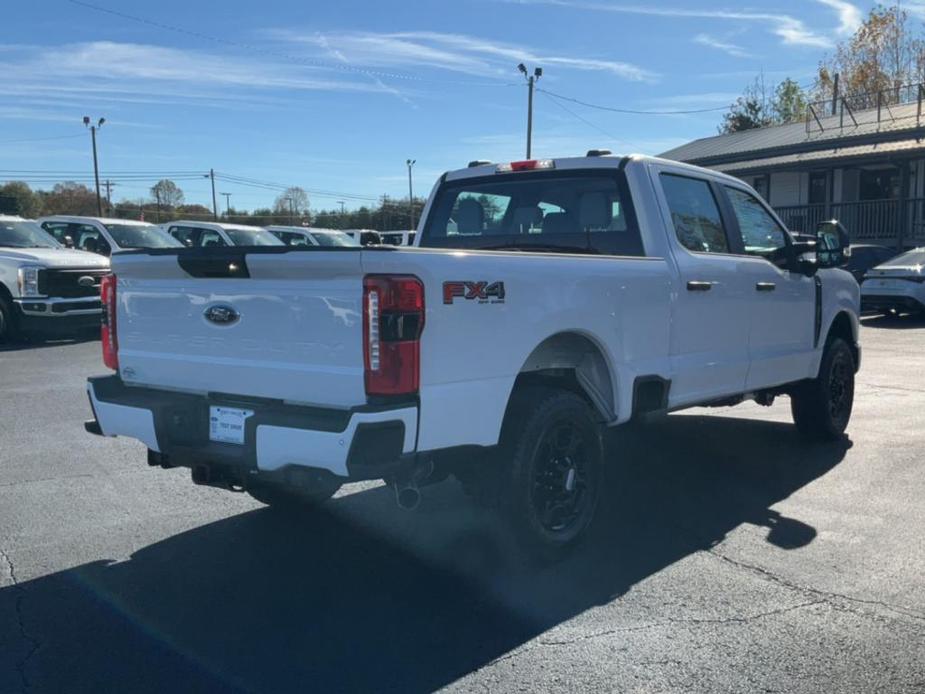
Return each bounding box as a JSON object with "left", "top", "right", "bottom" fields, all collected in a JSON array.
[
  {"left": 752, "top": 175, "right": 769, "bottom": 201},
  {"left": 859, "top": 168, "right": 900, "bottom": 201},
  {"left": 809, "top": 171, "right": 827, "bottom": 205}
]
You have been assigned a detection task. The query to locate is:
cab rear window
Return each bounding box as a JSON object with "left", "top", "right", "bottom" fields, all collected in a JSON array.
[{"left": 421, "top": 169, "right": 644, "bottom": 256}]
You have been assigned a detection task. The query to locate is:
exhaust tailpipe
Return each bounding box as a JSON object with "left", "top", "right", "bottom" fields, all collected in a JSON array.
[
  {"left": 391, "top": 459, "right": 433, "bottom": 511},
  {"left": 394, "top": 483, "right": 421, "bottom": 510}
]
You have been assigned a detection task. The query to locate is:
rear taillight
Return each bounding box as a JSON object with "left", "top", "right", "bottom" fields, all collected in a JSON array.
[
  {"left": 100, "top": 274, "right": 119, "bottom": 371},
  {"left": 363, "top": 275, "right": 424, "bottom": 396}
]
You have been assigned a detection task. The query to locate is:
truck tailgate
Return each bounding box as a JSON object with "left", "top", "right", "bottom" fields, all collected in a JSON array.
[{"left": 112, "top": 249, "right": 367, "bottom": 408}]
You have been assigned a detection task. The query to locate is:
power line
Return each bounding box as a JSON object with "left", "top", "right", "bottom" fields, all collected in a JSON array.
[
  {"left": 537, "top": 87, "right": 731, "bottom": 115},
  {"left": 540, "top": 90, "right": 620, "bottom": 141}
]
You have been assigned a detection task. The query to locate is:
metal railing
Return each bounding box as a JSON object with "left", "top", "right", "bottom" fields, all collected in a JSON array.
[
  {"left": 774, "top": 198, "right": 925, "bottom": 247},
  {"left": 805, "top": 82, "right": 925, "bottom": 134}
]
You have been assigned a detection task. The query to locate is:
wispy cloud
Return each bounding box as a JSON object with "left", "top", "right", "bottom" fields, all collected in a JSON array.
[
  {"left": 501, "top": 1, "right": 834, "bottom": 48},
  {"left": 693, "top": 34, "right": 752, "bottom": 58},
  {"left": 0, "top": 41, "right": 389, "bottom": 114},
  {"left": 270, "top": 30, "right": 658, "bottom": 83},
  {"left": 815, "top": 0, "right": 862, "bottom": 35}
]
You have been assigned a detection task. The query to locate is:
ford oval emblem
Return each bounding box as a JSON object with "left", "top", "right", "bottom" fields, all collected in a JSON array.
[
  {"left": 78, "top": 275, "right": 97, "bottom": 288},
  {"left": 204, "top": 305, "right": 240, "bottom": 326}
]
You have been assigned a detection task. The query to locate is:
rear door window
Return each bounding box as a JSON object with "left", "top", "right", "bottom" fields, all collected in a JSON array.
[{"left": 660, "top": 174, "right": 729, "bottom": 254}]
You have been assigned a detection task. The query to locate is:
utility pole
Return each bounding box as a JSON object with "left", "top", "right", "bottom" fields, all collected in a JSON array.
[
  {"left": 338, "top": 201, "right": 346, "bottom": 215},
  {"left": 220, "top": 192, "right": 232, "bottom": 216},
  {"left": 155, "top": 190, "right": 162, "bottom": 223},
  {"left": 83, "top": 116, "right": 105, "bottom": 216},
  {"left": 406, "top": 159, "right": 416, "bottom": 229},
  {"left": 103, "top": 180, "right": 116, "bottom": 215},
  {"left": 208, "top": 169, "right": 218, "bottom": 220},
  {"left": 284, "top": 196, "right": 295, "bottom": 225},
  {"left": 832, "top": 73, "right": 840, "bottom": 116},
  {"left": 517, "top": 64, "right": 542, "bottom": 158}
]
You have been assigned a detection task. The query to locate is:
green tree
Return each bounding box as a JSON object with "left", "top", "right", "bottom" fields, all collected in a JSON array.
[
  {"left": 772, "top": 78, "right": 808, "bottom": 124},
  {"left": 720, "top": 74, "right": 809, "bottom": 133},
  {"left": 39, "top": 182, "right": 98, "bottom": 216},
  {"left": 0, "top": 181, "right": 42, "bottom": 217},
  {"left": 720, "top": 75, "right": 774, "bottom": 133}
]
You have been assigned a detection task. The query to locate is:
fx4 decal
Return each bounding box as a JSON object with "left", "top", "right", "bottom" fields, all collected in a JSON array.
[{"left": 443, "top": 281, "right": 506, "bottom": 305}]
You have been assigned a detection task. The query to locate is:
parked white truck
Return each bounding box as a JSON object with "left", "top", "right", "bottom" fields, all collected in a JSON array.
[
  {"left": 85, "top": 154, "right": 860, "bottom": 558},
  {"left": 0, "top": 215, "right": 109, "bottom": 341}
]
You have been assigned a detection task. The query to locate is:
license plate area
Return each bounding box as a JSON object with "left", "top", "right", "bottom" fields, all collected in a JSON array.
[{"left": 209, "top": 406, "right": 254, "bottom": 445}]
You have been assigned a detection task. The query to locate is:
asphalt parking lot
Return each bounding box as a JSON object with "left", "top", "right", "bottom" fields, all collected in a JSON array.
[{"left": 1, "top": 318, "right": 924, "bottom": 694}]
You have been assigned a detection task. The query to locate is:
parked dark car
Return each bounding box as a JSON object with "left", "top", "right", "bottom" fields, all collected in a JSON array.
[{"left": 844, "top": 244, "right": 898, "bottom": 284}]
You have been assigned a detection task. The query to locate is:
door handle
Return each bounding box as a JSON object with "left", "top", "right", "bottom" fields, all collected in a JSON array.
[
  {"left": 686, "top": 281, "right": 713, "bottom": 292},
  {"left": 755, "top": 282, "right": 777, "bottom": 292}
]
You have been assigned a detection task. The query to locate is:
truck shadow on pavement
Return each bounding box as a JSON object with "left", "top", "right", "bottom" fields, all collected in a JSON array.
[
  {"left": 860, "top": 313, "right": 925, "bottom": 329},
  {"left": 1, "top": 414, "right": 850, "bottom": 694}
]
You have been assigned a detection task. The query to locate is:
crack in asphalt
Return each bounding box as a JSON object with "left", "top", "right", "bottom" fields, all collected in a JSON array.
[
  {"left": 484, "top": 548, "right": 925, "bottom": 672},
  {"left": 535, "top": 599, "right": 826, "bottom": 647},
  {"left": 707, "top": 550, "right": 925, "bottom": 625},
  {"left": 484, "top": 599, "right": 826, "bottom": 668},
  {"left": 0, "top": 544, "right": 40, "bottom": 693}
]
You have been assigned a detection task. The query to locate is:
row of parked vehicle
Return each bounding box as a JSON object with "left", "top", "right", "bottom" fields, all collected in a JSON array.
[{"left": 0, "top": 213, "right": 415, "bottom": 341}]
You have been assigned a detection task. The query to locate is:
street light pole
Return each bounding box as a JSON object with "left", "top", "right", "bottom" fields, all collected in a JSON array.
[
  {"left": 406, "top": 159, "right": 416, "bottom": 230},
  {"left": 83, "top": 116, "right": 105, "bottom": 216},
  {"left": 517, "top": 64, "right": 542, "bottom": 159},
  {"left": 221, "top": 192, "right": 232, "bottom": 216}
]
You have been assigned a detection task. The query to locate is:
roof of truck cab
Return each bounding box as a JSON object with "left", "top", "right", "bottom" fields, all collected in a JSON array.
[
  {"left": 168, "top": 220, "right": 268, "bottom": 231},
  {"left": 0, "top": 215, "right": 27, "bottom": 221},
  {"left": 444, "top": 153, "right": 747, "bottom": 186},
  {"left": 36, "top": 215, "right": 155, "bottom": 226}
]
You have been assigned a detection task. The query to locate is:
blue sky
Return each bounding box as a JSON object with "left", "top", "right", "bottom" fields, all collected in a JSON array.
[{"left": 0, "top": 0, "right": 908, "bottom": 212}]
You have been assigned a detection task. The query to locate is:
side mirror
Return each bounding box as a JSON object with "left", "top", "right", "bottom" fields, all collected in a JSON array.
[
  {"left": 816, "top": 220, "right": 850, "bottom": 269},
  {"left": 788, "top": 241, "right": 818, "bottom": 277}
]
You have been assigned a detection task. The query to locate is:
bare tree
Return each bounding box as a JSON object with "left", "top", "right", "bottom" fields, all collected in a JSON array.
[{"left": 150, "top": 179, "right": 185, "bottom": 208}]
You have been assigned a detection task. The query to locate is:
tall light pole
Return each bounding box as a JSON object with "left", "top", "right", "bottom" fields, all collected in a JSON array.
[
  {"left": 517, "top": 64, "right": 542, "bottom": 159},
  {"left": 82, "top": 116, "right": 105, "bottom": 216},
  {"left": 406, "top": 159, "right": 416, "bottom": 230},
  {"left": 221, "top": 192, "right": 232, "bottom": 216}
]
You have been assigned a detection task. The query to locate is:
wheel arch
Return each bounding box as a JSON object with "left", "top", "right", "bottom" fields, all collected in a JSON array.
[
  {"left": 824, "top": 310, "right": 859, "bottom": 370},
  {"left": 508, "top": 330, "right": 618, "bottom": 424}
]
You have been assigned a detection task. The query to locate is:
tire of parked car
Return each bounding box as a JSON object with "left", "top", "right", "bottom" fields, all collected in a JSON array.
[
  {"left": 790, "top": 337, "right": 855, "bottom": 441},
  {"left": 0, "top": 295, "right": 16, "bottom": 343},
  {"left": 501, "top": 386, "right": 604, "bottom": 562}
]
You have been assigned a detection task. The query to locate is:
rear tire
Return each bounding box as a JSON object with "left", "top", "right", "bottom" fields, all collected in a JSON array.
[
  {"left": 791, "top": 337, "right": 855, "bottom": 441},
  {"left": 0, "top": 296, "right": 17, "bottom": 344},
  {"left": 502, "top": 387, "right": 604, "bottom": 562}
]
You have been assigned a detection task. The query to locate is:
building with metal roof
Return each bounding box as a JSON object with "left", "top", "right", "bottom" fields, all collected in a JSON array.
[{"left": 660, "top": 86, "right": 925, "bottom": 248}]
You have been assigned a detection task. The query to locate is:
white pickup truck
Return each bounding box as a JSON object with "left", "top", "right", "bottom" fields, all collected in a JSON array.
[
  {"left": 85, "top": 154, "right": 860, "bottom": 558},
  {"left": 0, "top": 215, "right": 109, "bottom": 341}
]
